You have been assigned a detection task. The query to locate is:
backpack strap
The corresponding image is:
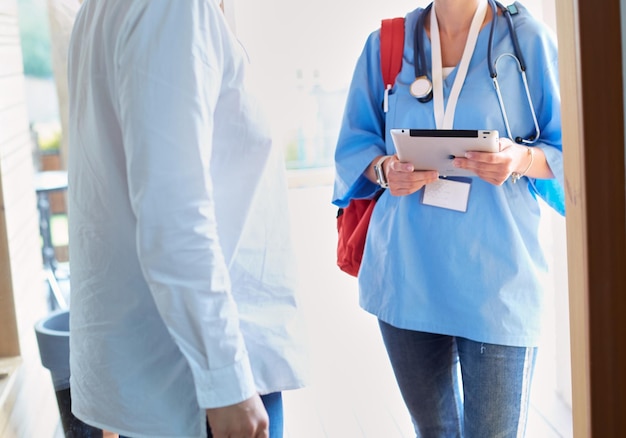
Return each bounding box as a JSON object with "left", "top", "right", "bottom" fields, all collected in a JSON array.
[{"left": 381, "top": 17, "right": 405, "bottom": 113}]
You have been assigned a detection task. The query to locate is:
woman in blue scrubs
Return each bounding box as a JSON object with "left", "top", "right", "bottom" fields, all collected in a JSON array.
[{"left": 333, "top": 0, "right": 565, "bottom": 436}]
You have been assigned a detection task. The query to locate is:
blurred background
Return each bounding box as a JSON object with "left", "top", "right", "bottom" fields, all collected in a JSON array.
[{"left": 7, "top": 1, "right": 570, "bottom": 436}]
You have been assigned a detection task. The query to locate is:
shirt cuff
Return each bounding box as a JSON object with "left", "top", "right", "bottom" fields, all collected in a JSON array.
[{"left": 191, "top": 354, "right": 257, "bottom": 409}]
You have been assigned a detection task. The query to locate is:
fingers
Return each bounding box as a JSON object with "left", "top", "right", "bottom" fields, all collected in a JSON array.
[
  {"left": 256, "top": 428, "right": 270, "bottom": 438},
  {"left": 385, "top": 157, "right": 439, "bottom": 195},
  {"left": 206, "top": 395, "right": 269, "bottom": 438},
  {"left": 253, "top": 424, "right": 270, "bottom": 438},
  {"left": 454, "top": 150, "right": 516, "bottom": 186},
  {"left": 388, "top": 157, "right": 414, "bottom": 173},
  {"left": 208, "top": 416, "right": 268, "bottom": 438},
  {"left": 384, "top": 139, "right": 526, "bottom": 189}
]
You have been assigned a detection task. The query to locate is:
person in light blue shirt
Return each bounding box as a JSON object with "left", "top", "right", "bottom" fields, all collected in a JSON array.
[
  {"left": 333, "top": 0, "right": 564, "bottom": 436},
  {"left": 67, "top": 1, "right": 308, "bottom": 437}
]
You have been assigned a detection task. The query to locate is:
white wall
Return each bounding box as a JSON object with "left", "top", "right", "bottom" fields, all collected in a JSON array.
[{"left": 0, "top": 0, "right": 61, "bottom": 435}]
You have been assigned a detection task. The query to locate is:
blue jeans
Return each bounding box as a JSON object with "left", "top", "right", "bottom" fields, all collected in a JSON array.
[
  {"left": 120, "top": 392, "right": 283, "bottom": 438},
  {"left": 379, "top": 320, "right": 537, "bottom": 438}
]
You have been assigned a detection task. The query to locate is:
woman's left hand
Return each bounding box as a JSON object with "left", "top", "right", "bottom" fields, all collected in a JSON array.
[{"left": 452, "top": 137, "right": 531, "bottom": 186}]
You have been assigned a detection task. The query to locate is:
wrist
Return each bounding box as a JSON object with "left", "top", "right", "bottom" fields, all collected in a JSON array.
[
  {"left": 374, "top": 155, "right": 391, "bottom": 188},
  {"left": 511, "top": 146, "right": 534, "bottom": 184}
]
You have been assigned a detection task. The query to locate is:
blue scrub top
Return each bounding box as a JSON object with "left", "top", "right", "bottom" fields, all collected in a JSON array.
[{"left": 333, "top": 2, "right": 565, "bottom": 347}]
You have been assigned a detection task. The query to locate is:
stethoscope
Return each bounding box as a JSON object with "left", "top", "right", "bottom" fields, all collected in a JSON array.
[{"left": 409, "top": 0, "right": 540, "bottom": 145}]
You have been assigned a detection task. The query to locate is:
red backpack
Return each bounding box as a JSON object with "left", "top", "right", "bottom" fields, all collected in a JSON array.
[
  {"left": 336, "top": 17, "right": 405, "bottom": 277},
  {"left": 380, "top": 17, "right": 405, "bottom": 113}
]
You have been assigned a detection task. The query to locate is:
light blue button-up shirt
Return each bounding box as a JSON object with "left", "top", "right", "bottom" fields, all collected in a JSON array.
[{"left": 68, "top": 1, "right": 308, "bottom": 436}]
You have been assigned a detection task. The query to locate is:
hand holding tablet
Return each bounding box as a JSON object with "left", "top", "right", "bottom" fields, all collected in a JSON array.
[{"left": 391, "top": 129, "right": 501, "bottom": 177}]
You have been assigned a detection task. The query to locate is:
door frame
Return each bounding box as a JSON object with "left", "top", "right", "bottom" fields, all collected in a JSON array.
[{"left": 555, "top": 0, "right": 626, "bottom": 436}]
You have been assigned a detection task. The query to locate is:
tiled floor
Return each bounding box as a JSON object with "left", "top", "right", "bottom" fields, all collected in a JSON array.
[{"left": 53, "top": 182, "right": 573, "bottom": 438}]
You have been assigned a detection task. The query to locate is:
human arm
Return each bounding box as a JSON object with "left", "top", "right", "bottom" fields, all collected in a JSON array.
[
  {"left": 457, "top": 12, "right": 565, "bottom": 212},
  {"left": 115, "top": 0, "right": 260, "bottom": 427},
  {"left": 333, "top": 31, "right": 393, "bottom": 207},
  {"left": 364, "top": 155, "right": 439, "bottom": 196},
  {"left": 452, "top": 137, "right": 554, "bottom": 186},
  {"left": 206, "top": 395, "right": 269, "bottom": 438}
]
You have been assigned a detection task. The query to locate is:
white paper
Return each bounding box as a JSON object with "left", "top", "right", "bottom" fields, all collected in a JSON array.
[{"left": 422, "top": 178, "right": 471, "bottom": 212}]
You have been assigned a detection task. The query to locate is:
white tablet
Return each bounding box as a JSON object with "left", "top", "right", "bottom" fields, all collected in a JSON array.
[{"left": 391, "top": 129, "right": 501, "bottom": 177}]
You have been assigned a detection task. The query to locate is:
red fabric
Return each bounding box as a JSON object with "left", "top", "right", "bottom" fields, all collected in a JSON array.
[
  {"left": 336, "top": 17, "right": 404, "bottom": 277},
  {"left": 336, "top": 198, "right": 378, "bottom": 277},
  {"left": 380, "top": 17, "right": 405, "bottom": 87}
]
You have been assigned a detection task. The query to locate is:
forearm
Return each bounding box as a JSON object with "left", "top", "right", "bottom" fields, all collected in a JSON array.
[
  {"left": 364, "top": 155, "right": 389, "bottom": 184},
  {"left": 512, "top": 144, "right": 555, "bottom": 180}
]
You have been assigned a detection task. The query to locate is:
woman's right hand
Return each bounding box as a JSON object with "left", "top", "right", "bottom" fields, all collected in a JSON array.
[{"left": 385, "top": 155, "right": 439, "bottom": 196}]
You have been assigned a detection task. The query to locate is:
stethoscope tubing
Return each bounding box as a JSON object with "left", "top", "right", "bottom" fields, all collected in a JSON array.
[
  {"left": 487, "top": 0, "right": 526, "bottom": 75},
  {"left": 412, "top": 0, "right": 540, "bottom": 144},
  {"left": 415, "top": 0, "right": 521, "bottom": 80}
]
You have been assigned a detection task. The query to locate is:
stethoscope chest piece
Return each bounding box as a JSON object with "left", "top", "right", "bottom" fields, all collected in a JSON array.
[{"left": 410, "top": 76, "right": 433, "bottom": 102}]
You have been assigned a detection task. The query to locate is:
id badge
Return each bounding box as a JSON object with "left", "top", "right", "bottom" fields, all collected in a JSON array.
[{"left": 422, "top": 177, "right": 472, "bottom": 212}]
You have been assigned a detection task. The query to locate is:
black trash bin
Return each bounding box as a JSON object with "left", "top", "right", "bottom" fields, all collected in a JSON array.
[{"left": 35, "top": 310, "right": 103, "bottom": 437}]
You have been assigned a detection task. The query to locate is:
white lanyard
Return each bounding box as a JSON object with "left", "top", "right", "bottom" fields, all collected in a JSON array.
[{"left": 431, "top": 0, "right": 488, "bottom": 129}]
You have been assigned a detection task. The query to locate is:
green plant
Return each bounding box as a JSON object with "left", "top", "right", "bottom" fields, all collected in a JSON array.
[{"left": 32, "top": 120, "right": 61, "bottom": 151}]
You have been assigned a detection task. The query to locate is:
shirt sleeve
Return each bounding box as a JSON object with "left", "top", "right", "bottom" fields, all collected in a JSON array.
[
  {"left": 332, "top": 30, "right": 388, "bottom": 208},
  {"left": 520, "top": 17, "right": 566, "bottom": 216},
  {"left": 114, "top": 1, "right": 255, "bottom": 408}
]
